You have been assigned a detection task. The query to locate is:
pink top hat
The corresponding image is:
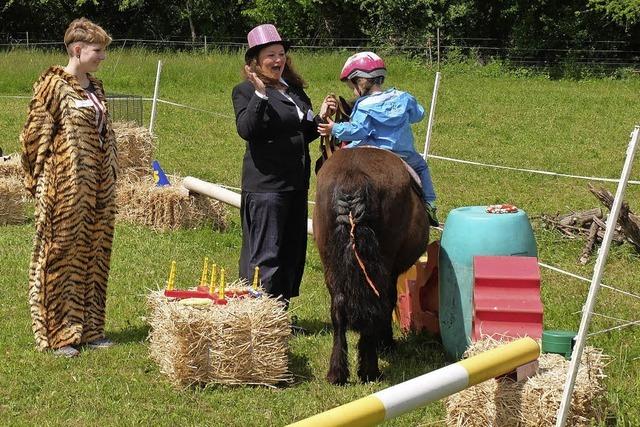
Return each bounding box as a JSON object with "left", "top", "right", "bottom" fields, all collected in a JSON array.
[{"left": 245, "top": 24, "right": 290, "bottom": 62}]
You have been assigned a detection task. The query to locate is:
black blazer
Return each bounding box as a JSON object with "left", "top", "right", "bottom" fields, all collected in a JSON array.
[{"left": 232, "top": 80, "right": 320, "bottom": 192}]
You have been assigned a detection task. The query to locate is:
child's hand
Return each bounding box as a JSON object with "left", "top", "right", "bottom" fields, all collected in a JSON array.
[
  {"left": 318, "top": 117, "right": 335, "bottom": 136},
  {"left": 320, "top": 95, "right": 337, "bottom": 119}
]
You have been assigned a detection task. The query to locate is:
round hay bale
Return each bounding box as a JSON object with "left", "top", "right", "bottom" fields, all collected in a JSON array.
[
  {"left": 0, "top": 176, "right": 27, "bottom": 225},
  {"left": 116, "top": 176, "right": 228, "bottom": 231},
  {"left": 445, "top": 336, "right": 608, "bottom": 427},
  {"left": 147, "top": 288, "right": 292, "bottom": 387},
  {"left": 113, "top": 121, "right": 156, "bottom": 179},
  {"left": 0, "top": 153, "right": 23, "bottom": 180}
]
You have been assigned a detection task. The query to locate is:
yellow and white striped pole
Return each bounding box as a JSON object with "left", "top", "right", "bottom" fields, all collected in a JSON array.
[{"left": 288, "top": 337, "right": 539, "bottom": 427}]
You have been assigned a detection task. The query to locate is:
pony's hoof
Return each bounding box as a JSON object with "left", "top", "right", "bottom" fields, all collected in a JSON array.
[
  {"left": 326, "top": 371, "right": 348, "bottom": 385},
  {"left": 358, "top": 369, "right": 382, "bottom": 383}
]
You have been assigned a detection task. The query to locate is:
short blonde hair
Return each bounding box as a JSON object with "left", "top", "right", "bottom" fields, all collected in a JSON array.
[{"left": 64, "top": 18, "right": 112, "bottom": 53}]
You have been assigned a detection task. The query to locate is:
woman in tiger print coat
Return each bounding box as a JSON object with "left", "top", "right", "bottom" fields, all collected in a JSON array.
[{"left": 20, "top": 18, "right": 118, "bottom": 357}]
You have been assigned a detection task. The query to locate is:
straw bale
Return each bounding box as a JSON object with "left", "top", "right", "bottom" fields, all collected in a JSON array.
[
  {"left": 0, "top": 153, "right": 23, "bottom": 180},
  {"left": 147, "top": 288, "right": 292, "bottom": 387},
  {"left": 0, "top": 176, "right": 27, "bottom": 225},
  {"left": 113, "top": 121, "right": 156, "bottom": 178},
  {"left": 445, "top": 336, "right": 608, "bottom": 427},
  {"left": 116, "top": 176, "right": 227, "bottom": 231}
]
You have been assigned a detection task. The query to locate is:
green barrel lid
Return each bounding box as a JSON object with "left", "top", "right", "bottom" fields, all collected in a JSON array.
[{"left": 542, "top": 330, "right": 577, "bottom": 359}]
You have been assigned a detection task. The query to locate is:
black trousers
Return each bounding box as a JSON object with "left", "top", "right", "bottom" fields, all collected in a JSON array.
[{"left": 239, "top": 190, "right": 308, "bottom": 302}]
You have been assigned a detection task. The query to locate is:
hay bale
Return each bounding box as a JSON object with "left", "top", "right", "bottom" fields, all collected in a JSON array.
[
  {"left": 445, "top": 337, "right": 608, "bottom": 427},
  {"left": 116, "top": 176, "right": 227, "bottom": 231},
  {"left": 0, "top": 153, "right": 23, "bottom": 180},
  {"left": 147, "top": 289, "right": 292, "bottom": 387},
  {"left": 113, "top": 121, "right": 155, "bottom": 178},
  {"left": 0, "top": 176, "right": 27, "bottom": 225}
]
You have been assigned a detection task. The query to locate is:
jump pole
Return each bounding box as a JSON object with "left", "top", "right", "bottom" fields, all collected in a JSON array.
[
  {"left": 182, "top": 176, "right": 314, "bottom": 235},
  {"left": 288, "top": 337, "right": 539, "bottom": 427}
]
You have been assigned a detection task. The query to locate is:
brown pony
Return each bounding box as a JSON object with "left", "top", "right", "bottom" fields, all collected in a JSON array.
[{"left": 313, "top": 147, "right": 430, "bottom": 384}]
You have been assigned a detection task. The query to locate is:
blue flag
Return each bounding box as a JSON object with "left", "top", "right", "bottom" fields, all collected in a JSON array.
[{"left": 152, "top": 160, "right": 170, "bottom": 186}]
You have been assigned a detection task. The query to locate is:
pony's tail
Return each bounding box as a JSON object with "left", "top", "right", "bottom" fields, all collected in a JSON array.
[{"left": 328, "top": 182, "right": 393, "bottom": 330}]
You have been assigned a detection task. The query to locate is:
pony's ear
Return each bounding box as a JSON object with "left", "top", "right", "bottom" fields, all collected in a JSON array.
[{"left": 338, "top": 96, "right": 354, "bottom": 116}]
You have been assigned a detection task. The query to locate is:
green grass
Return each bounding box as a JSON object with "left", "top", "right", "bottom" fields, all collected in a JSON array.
[{"left": 1, "top": 48, "right": 639, "bottom": 426}]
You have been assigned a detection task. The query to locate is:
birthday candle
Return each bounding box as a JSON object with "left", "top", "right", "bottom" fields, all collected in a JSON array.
[
  {"left": 200, "top": 257, "right": 209, "bottom": 286},
  {"left": 167, "top": 260, "right": 176, "bottom": 291},
  {"left": 219, "top": 268, "right": 225, "bottom": 299},
  {"left": 209, "top": 264, "right": 218, "bottom": 295},
  {"left": 252, "top": 266, "right": 260, "bottom": 290}
]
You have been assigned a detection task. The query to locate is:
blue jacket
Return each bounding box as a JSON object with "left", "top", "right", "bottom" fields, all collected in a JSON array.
[{"left": 331, "top": 89, "right": 425, "bottom": 156}]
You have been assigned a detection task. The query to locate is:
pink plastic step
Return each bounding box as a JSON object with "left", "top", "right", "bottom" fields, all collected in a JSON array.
[{"left": 472, "top": 256, "right": 543, "bottom": 341}]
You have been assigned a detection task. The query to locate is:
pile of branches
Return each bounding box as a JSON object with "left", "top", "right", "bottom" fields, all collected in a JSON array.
[{"left": 540, "top": 184, "right": 640, "bottom": 265}]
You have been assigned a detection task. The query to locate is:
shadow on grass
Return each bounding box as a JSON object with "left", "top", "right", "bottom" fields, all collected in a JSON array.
[
  {"left": 292, "top": 317, "right": 332, "bottom": 336},
  {"left": 381, "top": 331, "right": 448, "bottom": 385},
  {"left": 288, "top": 351, "right": 314, "bottom": 385},
  {"left": 107, "top": 324, "right": 150, "bottom": 345}
]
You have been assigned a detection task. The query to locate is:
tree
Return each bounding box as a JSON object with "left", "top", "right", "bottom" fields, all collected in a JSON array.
[{"left": 588, "top": 0, "right": 640, "bottom": 29}]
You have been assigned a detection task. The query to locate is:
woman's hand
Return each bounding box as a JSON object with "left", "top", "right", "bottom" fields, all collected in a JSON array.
[
  {"left": 320, "top": 95, "right": 337, "bottom": 119},
  {"left": 317, "top": 116, "right": 335, "bottom": 136},
  {"left": 245, "top": 65, "right": 266, "bottom": 96}
]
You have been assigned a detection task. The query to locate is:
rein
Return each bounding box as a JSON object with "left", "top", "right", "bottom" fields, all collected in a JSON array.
[
  {"left": 349, "top": 211, "right": 380, "bottom": 297},
  {"left": 318, "top": 94, "right": 350, "bottom": 166}
]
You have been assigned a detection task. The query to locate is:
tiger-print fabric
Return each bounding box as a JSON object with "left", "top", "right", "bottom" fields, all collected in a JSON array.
[{"left": 20, "top": 66, "right": 118, "bottom": 351}]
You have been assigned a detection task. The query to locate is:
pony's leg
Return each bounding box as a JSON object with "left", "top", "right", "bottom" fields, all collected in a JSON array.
[
  {"left": 379, "top": 280, "right": 397, "bottom": 354},
  {"left": 378, "top": 308, "right": 396, "bottom": 355},
  {"left": 327, "top": 294, "right": 349, "bottom": 385},
  {"left": 357, "top": 330, "right": 382, "bottom": 382}
]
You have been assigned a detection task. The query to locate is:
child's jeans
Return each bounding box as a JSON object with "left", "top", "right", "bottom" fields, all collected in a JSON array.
[{"left": 398, "top": 151, "right": 436, "bottom": 205}]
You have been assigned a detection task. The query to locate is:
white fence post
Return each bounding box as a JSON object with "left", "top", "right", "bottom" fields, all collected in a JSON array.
[
  {"left": 555, "top": 126, "right": 640, "bottom": 426},
  {"left": 423, "top": 72, "right": 441, "bottom": 160},
  {"left": 436, "top": 28, "right": 440, "bottom": 70},
  {"left": 149, "top": 60, "right": 163, "bottom": 135}
]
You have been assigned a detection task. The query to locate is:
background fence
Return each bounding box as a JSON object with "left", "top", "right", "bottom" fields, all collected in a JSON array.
[{"left": 1, "top": 35, "right": 639, "bottom": 72}]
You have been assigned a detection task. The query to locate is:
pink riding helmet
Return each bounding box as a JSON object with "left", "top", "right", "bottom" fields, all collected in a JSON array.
[{"left": 339, "top": 51, "right": 386, "bottom": 81}]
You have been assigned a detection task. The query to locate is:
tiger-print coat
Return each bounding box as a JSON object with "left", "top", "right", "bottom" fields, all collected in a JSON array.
[{"left": 20, "top": 66, "right": 118, "bottom": 351}]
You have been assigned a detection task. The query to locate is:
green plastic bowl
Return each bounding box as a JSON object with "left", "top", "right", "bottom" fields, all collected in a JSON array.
[{"left": 542, "top": 330, "right": 577, "bottom": 359}]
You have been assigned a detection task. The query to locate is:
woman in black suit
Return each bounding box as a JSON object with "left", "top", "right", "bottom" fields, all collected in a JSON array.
[{"left": 232, "top": 24, "right": 335, "bottom": 307}]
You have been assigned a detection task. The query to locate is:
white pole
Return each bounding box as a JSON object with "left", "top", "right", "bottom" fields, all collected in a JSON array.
[
  {"left": 204, "top": 35, "right": 207, "bottom": 54},
  {"left": 555, "top": 126, "right": 640, "bottom": 427},
  {"left": 149, "top": 60, "right": 163, "bottom": 134},
  {"left": 422, "top": 72, "right": 441, "bottom": 160},
  {"left": 436, "top": 28, "right": 440, "bottom": 71},
  {"left": 183, "top": 176, "right": 241, "bottom": 207},
  {"left": 183, "top": 176, "right": 315, "bottom": 235}
]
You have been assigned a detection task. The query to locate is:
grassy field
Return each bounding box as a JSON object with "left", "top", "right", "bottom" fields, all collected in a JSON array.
[{"left": 1, "top": 48, "right": 639, "bottom": 426}]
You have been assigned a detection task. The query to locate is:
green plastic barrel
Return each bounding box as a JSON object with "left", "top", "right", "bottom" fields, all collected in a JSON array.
[
  {"left": 439, "top": 206, "right": 537, "bottom": 360},
  {"left": 542, "top": 330, "right": 577, "bottom": 359}
]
